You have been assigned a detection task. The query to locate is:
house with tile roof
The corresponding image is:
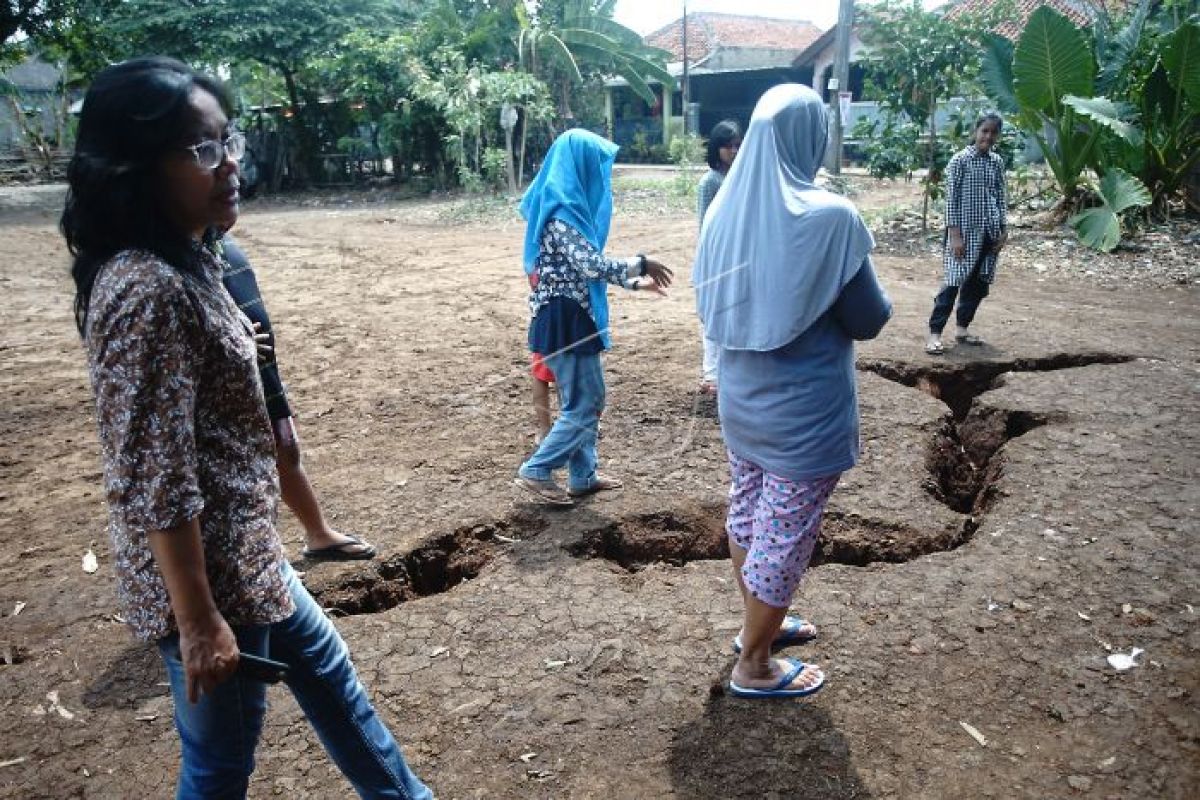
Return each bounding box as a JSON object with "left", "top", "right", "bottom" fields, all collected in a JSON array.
[{"left": 603, "top": 13, "right": 824, "bottom": 157}]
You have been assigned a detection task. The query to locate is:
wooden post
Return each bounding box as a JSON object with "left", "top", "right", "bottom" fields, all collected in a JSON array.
[{"left": 827, "top": 0, "right": 855, "bottom": 175}]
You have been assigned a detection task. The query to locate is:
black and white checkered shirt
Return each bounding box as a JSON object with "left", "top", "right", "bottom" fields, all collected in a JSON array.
[{"left": 942, "top": 145, "right": 1007, "bottom": 286}]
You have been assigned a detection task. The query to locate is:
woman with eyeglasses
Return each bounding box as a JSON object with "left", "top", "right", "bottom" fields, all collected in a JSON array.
[{"left": 62, "top": 57, "right": 432, "bottom": 798}]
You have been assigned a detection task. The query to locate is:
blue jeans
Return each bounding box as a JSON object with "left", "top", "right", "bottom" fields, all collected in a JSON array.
[
  {"left": 158, "top": 562, "right": 432, "bottom": 800},
  {"left": 519, "top": 349, "right": 604, "bottom": 490}
]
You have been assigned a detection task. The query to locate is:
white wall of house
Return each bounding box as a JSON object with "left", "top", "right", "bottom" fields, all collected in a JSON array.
[{"left": 807, "top": 31, "right": 867, "bottom": 93}]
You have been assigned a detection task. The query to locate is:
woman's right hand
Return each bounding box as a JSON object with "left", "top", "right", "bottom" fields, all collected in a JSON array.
[
  {"left": 949, "top": 230, "right": 966, "bottom": 260},
  {"left": 178, "top": 610, "right": 239, "bottom": 703},
  {"left": 643, "top": 258, "right": 674, "bottom": 294}
]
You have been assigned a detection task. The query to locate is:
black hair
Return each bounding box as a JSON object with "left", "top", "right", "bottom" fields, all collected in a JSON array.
[
  {"left": 61, "top": 56, "right": 232, "bottom": 334},
  {"left": 706, "top": 119, "right": 742, "bottom": 171},
  {"left": 974, "top": 111, "right": 1003, "bottom": 133}
]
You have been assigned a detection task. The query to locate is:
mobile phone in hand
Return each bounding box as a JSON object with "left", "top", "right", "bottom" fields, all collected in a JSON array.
[{"left": 236, "top": 652, "right": 290, "bottom": 684}]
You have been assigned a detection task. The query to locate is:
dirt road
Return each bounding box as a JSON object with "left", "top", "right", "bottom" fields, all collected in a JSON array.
[{"left": 1, "top": 183, "right": 1197, "bottom": 798}]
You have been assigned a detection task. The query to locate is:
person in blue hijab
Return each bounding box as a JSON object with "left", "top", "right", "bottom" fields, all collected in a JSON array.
[
  {"left": 694, "top": 84, "right": 893, "bottom": 698},
  {"left": 515, "top": 129, "right": 673, "bottom": 506}
]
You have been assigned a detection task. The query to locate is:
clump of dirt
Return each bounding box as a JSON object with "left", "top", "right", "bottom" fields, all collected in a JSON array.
[{"left": 310, "top": 515, "right": 545, "bottom": 616}]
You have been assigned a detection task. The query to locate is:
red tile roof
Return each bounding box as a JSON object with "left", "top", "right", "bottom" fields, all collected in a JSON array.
[
  {"left": 947, "top": 0, "right": 1130, "bottom": 40},
  {"left": 645, "top": 13, "right": 824, "bottom": 63}
]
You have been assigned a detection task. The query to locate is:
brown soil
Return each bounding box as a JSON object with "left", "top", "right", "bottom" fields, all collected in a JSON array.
[{"left": 1, "top": 181, "right": 1197, "bottom": 799}]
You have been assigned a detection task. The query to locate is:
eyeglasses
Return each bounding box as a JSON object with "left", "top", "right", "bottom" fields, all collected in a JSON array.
[{"left": 183, "top": 132, "right": 246, "bottom": 170}]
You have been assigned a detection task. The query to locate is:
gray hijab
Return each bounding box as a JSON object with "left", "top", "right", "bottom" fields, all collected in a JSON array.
[{"left": 693, "top": 84, "right": 874, "bottom": 351}]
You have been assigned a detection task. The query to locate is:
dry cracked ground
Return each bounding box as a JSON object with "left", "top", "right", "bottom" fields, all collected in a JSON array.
[{"left": 1, "top": 181, "right": 1197, "bottom": 799}]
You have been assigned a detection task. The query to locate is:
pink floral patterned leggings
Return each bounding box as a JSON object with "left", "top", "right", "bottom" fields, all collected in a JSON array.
[{"left": 726, "top": 450, "right": 840, "bottom": 608}]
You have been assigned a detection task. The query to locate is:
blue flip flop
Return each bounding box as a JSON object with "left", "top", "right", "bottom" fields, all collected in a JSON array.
[
  {"left": 728, "top": 657, "right": 825, "bottom": 699},
  {"left": 732, "top": 615, "right": 818, "bottom": 654}
]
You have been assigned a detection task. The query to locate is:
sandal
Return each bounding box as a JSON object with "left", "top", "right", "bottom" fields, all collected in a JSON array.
[
  {"left": 732, "top": 616, "right": 818, "bottom": 653},
  {"left": 568, "top": 473, "right": 623, "bottom": 498},
  {"left": 728, "top": 657, "right": 826, "bottom": 699},
  {"left": 925, "top": 340, "right": 945, "bottom": 356},
  {"left": 301, "top": 534, "right": 377, "bottom": 561},
  {"left": 955, "top": 333, "right": 985, "bottom": 346},
  {"left": 514, "top": 475, "right": 574, "bottom": 506}
]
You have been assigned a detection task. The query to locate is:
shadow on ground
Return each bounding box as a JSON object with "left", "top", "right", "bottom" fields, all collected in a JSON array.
[{"left": 669, "top": 689, "right": 871, "bottom": 799}]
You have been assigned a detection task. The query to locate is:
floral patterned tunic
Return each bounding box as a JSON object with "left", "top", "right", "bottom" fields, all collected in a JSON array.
[
  {"left": 85, "top": 247, "right": 293, "bottom": 641},
  {"left": 526, "top": 219, "right": 641, "bottom": 357}
]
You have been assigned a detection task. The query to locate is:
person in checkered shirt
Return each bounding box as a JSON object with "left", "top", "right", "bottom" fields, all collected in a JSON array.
[{"left": 926, "top": 112, "right": 1008, "bottom": 355}]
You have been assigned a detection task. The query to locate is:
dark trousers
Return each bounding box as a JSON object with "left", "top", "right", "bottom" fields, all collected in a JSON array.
[{"left": 929, "top": 251, "right": 991, "bottom": 335}]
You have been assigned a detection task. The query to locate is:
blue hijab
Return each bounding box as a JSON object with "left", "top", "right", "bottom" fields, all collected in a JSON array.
[{"left": 520, "top": 129, "right": 619, "bottom": 349}]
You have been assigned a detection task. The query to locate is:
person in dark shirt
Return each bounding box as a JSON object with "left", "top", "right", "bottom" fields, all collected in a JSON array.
[{"left": 217, "top": 236, "right": 376, "bottom": 560}]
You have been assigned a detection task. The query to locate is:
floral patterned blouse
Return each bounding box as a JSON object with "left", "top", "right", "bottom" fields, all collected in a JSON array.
[
  {"left": 527, "top": 219, "right": 641, "bottom": 357},
  {"left": 85, "top": 247, "right": 293, "bottom": 641}
]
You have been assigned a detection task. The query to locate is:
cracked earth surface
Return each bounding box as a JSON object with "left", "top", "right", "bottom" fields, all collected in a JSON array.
[{"left": 1, "top": 186, "right": 1197, "bottom": 798}]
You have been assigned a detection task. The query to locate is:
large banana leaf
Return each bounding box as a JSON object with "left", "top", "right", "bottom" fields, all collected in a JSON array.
[
  {"left": 1068, "top": 168, "right": 1151, "bottom": 251},
  {"left": 1013, "top": 6, "right": 1094, "bottom": 113},
  {"left": 1163, "top": 23, "right": 1200, "bottom": 106},
  {"left": 980, "top": 33, "right": 1019, "bottom": 114},
  {"left": 1063, "top": 95, "right": 1143, "bottom": 146}
]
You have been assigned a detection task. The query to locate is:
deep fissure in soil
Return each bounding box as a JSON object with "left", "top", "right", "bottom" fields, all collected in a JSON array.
[
  {"left": 859, "top": 353, "right": 1133, "bottom": 420},
  {"left": 862, "top": 353, "right": 1130, "bottom": 514},
  {"left": 308, "top": 516, "right": 545, "bottom": 616},
  {"left": 568, "top": 504, "right": 968, "bottom": 571}
]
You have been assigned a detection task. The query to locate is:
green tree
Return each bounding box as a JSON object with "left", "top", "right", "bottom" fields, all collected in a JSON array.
[
  {"left": 105, "top": 0, "right": 406, "bottom": 184},
  {"left": 516, "top": 0, "right": 672, "bottom": 118},
  {"left": 858, "top": 0, "right": 1011, "bottom": 228},
  {"left": 1, "top": 0, "right": 68, "bottom": 65}
]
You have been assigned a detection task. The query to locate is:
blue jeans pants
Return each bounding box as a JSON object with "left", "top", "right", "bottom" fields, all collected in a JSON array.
[
  {"left": 519, "top": 349, "right": 604, "bottom": 490},
  {"left": 157, "top": 562, "right": 432, "bottom": 800}
]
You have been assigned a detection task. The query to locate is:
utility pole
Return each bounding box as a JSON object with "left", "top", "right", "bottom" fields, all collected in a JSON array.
[
  {"left": 682, "top": 0, "right": 690, "bottom": 134},
  {"left": 827, "top": 0, "right": 855, "bottom": 175}
]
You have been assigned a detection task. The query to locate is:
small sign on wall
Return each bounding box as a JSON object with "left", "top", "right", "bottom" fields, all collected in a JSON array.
[{"left": 838, "top": 91, "right": 853, "bottom": 126}]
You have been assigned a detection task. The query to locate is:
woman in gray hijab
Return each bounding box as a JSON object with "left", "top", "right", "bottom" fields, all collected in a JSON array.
[{"left": 694, "top": 84, "right": 892, "bottom": 698}]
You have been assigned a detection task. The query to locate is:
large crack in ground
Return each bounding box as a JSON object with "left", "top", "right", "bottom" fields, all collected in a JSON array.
[
  {"left": 308, "top": 514, "right": 546, "bottom": 616},
  {"left": 572, "top": 352, "right": 1134, "bottom": 572},
  {"left": 861, "top": 353, "right": 1132, "bottom": 516},
  {"left": 315, "top": 354, "right": 1134, "bottom": 613}
]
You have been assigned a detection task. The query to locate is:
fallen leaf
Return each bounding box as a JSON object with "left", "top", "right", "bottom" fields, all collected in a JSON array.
[
  {"left": 543, "top": 659, "right": 568, "bottom": 669},
  {"left": 12, "top": 602, "right": 26, "bottom": 616},
  {"left": 519, "top": 752, "right": 537, "bottom": 763},
  {"left": 429, "top": 646, "right": 449, "bottom": 658},
  {"left": 135, "top": 715, "right": 158, "bottom": 723},
  {"left": 81, "top": 550, "right": 98, "bottom": 574},
  {"left": 1098, "top": 756, "right": 1116, "bottom": 768},
  {"left": 959, "top": 721, "right": 987, "bottom": 747},
  {"left": 0, "top": 757, "right": 26, "bottom": 769},
  {"left": 1076, "top": 611, "right": 1091, "bottom": 622},
  {"left": 1121, "top": 603, "right": 1132, "bottom": 615}
]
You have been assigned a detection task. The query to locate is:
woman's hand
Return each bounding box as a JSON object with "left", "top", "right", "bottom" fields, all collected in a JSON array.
[
  {"left": 634, "top": 277, "right": 669, "bottom": 296},
  {"left": 178, "top": 610, "right": 240, "bottom": 703},
  {"left": 949, "top": 229, "right": 966, "bottom": 259},
  {"left": 252, "top": 322, "right": 272, "bottom": 363},
  {"left": 643, "top": 258, "right": 673, "bottom": 289}
]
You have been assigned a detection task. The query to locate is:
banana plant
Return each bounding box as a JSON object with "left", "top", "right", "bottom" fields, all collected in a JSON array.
[{"left": 515, "top": 0, "right": 673, "bottom": 108}]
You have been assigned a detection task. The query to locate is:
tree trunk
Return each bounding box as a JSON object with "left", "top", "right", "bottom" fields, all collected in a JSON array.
[
  {"left": 518, "top": 108, "right": 529, "bottom": 188},
  {"left": 923, "top": 110, "right": 937, "bottom": 231},
  {"left": 281, "top": 68, "right": 312, "bottom": 187}
]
